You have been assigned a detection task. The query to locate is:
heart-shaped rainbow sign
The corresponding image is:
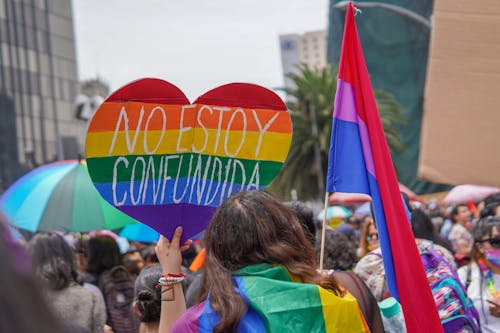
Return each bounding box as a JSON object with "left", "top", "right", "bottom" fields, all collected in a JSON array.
[{"left": 85, "top": 78, "right": 292, "bottom": 241}]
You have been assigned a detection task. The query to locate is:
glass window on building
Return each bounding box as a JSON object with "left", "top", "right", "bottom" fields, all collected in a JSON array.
[
  {"left": 0, "top": 0, "right": 5, "bottom": 19},
  {"left": 35, "top": 8, "right": 47, "bottom": 31},
  {"left": 40, "top": 74, "right": 51, "bottom": 96},
  {"left": 18, "top": 47, "right": 27, "bottom": 70},
  {"left": 3, "top": 66, "right": 11, "bottom": 92},
  {"left": 0, "top": 19, "right": 7, "bottom": 42},
  {"left": 29, "top": 72, "right": 39, "bottom": 94},
  {"left": 27, "top": 48, "right": 37, "bottom": 71},
  {"left": 1, "top": 42, "right": 10, "bottom": 66},
  {"left": 26, "top": 27, "right": 36, "bottom": 50},
  {"left": 38, "top": 53, "right": 49, "bottom": 75},
  {"left": 36, "top": 30, "right": 47, "bottom": 52},
  {"left": 9, "top": 45, "right": 18, "bottom": 69},
  {"left": 23, "top": 3, "right": 33, "bottom": 28}
]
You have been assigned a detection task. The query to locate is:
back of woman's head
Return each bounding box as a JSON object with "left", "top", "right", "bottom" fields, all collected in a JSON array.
[
  {"left": 411, "top": 208, "right": 435, "bottom": 241},
  {"left": 205, "top": 190, "right": 315, "bottom": 272},
  {"left": 28, "top": 233, "right": 78, "bottom": 290},
  {"left": 201, "top": 190, "right": 342, "bottom": 333},
  {"left": 134, "top": 264, "right": 161, "bottom": 323},
  {"left": 87, "top": 235, "right": 121, "bottom": 275},
  {"left": 411, "top": 208, "right": 454, "bottom": 252}
]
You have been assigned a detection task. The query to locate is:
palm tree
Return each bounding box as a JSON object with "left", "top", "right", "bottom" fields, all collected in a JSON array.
[{"left": 269, "top": 65, "right": 405, "bottom": 200}]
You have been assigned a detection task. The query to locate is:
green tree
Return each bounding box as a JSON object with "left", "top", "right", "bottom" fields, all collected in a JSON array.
[{"left": 269, "top": 65, "right": 405, "bottom": 200}]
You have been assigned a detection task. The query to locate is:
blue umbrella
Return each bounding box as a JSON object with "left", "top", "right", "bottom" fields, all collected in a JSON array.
[{"left": 119, "top": 223, "right": 160, "bottom": 243}]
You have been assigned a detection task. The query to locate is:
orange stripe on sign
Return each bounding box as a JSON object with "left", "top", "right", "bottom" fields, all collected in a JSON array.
[{"left": 87, "top": 102, "right": 292, "bottom": 134}]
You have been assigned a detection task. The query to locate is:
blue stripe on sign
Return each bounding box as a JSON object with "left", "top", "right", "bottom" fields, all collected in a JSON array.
[{"left": 94, "top": 178, "right": 265, "bottom": 208}]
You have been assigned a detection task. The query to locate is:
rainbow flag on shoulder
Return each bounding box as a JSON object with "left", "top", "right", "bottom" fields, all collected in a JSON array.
[
  {"left": 172, "top": 264, "right": 368, "bottom": 332},
  {"left": 325, "top": 3, "right": 442, "bottom": 333}
]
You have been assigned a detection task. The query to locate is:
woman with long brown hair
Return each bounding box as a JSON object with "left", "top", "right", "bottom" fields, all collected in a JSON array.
[{"left": 157, "top": 190, "right": 369, "bottom": 332}]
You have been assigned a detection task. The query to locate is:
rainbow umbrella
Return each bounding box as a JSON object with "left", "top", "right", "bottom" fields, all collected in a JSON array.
[{"left": 0, "top": 160, "right": 137, "bottom": 232}]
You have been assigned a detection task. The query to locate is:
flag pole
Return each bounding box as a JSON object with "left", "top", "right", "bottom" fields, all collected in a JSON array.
[{"left": 319, "top": 192, "right": 330, "bottom": 271}]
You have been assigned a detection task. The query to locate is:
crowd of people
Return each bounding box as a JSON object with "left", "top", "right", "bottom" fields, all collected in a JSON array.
[{"left": 0, "top": 190, "right": 499, "bottom": 332}]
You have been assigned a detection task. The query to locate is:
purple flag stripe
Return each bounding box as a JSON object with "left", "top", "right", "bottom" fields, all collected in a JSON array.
[{"left": 333, "top": 80, "right": 376, "bottom": 177}]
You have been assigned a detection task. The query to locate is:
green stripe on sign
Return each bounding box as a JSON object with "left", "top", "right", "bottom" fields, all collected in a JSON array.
[{"left": 87, "top": 154, "right": 283, "bottom": 186}]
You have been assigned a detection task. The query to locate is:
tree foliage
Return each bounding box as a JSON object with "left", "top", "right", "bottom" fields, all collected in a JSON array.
[{"left": 269, "top": 65, "right": 405, "bottom": 200}]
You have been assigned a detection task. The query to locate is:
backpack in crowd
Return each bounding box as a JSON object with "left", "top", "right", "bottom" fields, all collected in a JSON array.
[
  {"left": 417, "top": 240, "right": 481, "bottom": 333},
  {"left": 99, "top": 266, "right": 140, "bottom": 333}
]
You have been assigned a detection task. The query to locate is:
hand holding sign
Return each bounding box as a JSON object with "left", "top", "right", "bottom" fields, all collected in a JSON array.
[{"left": 86, "top": 78, "right": 292, "bottom": 241}]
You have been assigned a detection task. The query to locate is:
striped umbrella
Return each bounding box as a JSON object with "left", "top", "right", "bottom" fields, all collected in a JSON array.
[{"left": 0, "top": 160, "right": 137, "bottom": 232}]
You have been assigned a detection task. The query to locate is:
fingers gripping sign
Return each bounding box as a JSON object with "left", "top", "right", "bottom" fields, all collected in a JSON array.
[{"left": 156, "top": 226, "right": 192, "bottom": 274}]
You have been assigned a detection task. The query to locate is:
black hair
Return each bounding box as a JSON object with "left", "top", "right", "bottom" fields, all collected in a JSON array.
[
  {"left": 284, "top": 201, "right": 316, "bottom": 246},
  {"left": 316, "top": 230, "right": 358, "bottom": 271},
  {"left": 450, "top": 204, "right": 468, "bottom": 223},
  {"left": 473, "top": 216, "right": 500, "bottom": 243},
  {"left": 28, "top": 233, "right": 79, "bottom": 290},
  {"left": 483, "top": 192, "right": 500, "bottom": 207},
  {"left": 479, "top": 201, "right": 500, "bottom": 219},
  {"left": 411, "top": 208, "right": 453, "bottom": 253},
  {"left": 87, "top": 235, "right": 122, "bottom": 275},
  {"left": 134, "top": 264, "right": 162, "bottom": 323},
  {"left": 140, "top": 245, "right": 159, "bottom": 264}
]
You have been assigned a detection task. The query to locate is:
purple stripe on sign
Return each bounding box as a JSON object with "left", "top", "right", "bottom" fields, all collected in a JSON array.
[
  {"left": 333, "top": 79, "right": 376, "bottom": 177},
  {"left": 119, "top": 203, "right": 216, "bottom": 243}
]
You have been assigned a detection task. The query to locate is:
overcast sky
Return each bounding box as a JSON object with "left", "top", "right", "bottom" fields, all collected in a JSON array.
[{"left": 72, "top": 0, "right": 329, "bottom": 100}]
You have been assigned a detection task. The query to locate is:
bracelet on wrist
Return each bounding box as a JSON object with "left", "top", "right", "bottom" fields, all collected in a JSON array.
[{"left": 157, "top": 272, "right": 185, "bottom": 287}]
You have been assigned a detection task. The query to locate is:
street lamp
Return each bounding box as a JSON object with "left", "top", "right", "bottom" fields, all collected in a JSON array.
[{"left": 333, "top": 1, "right": 431, "bottom": 30}]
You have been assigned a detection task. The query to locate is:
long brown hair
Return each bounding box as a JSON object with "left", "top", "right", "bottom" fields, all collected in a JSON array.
[{"left": 199, "top": 190, "right": 343, "bottom": 333}]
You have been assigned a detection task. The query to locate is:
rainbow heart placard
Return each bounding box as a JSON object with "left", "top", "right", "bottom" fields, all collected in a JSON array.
[{"left": 85, "top": 78, "right": 292, "bottom": 240}]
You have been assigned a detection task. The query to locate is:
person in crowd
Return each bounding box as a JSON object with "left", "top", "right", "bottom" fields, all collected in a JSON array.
[
  {"left": 284, "top": 201, "right": 317, "bottom": 246},
  {"left": 123, "top": 249, "right": 145, "bottom": 278},
  {"left": 134, "top": 264, "right": 163, "bottom": 333},
  {"left": 411, "top": 208, "right": 455, "bottom": 261},
  {"left": 359, "top": 216, "right": 379, "bottom": 258},
  {"left": 141, "top": 245, "right": 160, "bottom": 266},
  {"left": 28, "top": 233, "right": 106, "bottom": 333},
  {"left": 479, "top": 192, "right": 500, "bottom": 219},
  {"left": 335, "top": 214, "right": 363, "bottom": 243},
  {"left": 317, "top": 229, "right": 358, "bottom": 271},
  {"left": 157, "top": 191, "right": 370, "bottom": 332},
  {"left": 458, "top": 216, "right": 500, "bottom": 332},
  {"left": 88, "top": 235, "right": 139, "bottom": 333},
  {"left": 448, "top": 204, "right": 474, "bottom": 256},
  {"left": 355, "top": 208, "right": 457, "bottom": 301},
  {"left": 0, "top": 212, "right": 68, "bottom": 333}
]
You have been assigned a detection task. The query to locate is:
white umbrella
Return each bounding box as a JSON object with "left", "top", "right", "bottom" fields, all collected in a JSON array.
[{"left": 443, "top": 184, "right": 500, "bottom": 204}]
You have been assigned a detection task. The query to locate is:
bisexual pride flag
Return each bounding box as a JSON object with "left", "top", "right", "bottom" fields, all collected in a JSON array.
[{"left": 325, "top": 3, "right": 442, "bottom": 333}]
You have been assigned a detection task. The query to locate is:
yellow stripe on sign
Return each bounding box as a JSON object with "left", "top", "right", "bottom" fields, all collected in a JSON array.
[
  {"left": 86, "top": 129, "right": 292, "bottom": 162},
  {"left": 318, "top": 286, "right": 368, "bottom": 333}
]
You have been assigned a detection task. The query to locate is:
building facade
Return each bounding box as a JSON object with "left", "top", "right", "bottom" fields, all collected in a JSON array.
[
  {"left": 0, "top": 0, "right": 84, "bottom": 190},
  {"left": 279, "top": 30, "right": 328, "bottom": 90}
]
